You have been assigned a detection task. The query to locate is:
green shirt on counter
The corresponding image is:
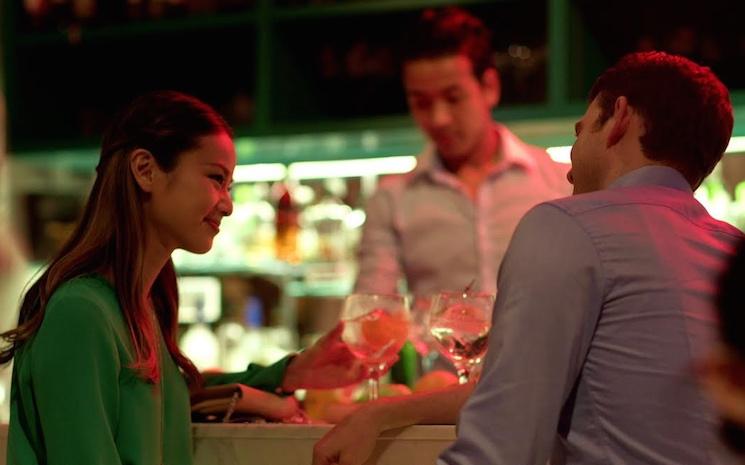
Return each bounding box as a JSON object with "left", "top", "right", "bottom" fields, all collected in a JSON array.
[{"left": 8, "top": 275, "right": 292, "bottom": 465}]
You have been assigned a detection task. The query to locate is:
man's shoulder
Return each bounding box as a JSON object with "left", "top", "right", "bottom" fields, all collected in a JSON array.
[
  {"left": 372, "top": 170, "right": 423, "bottom": 196},
  {"left": 540, "top": 188, "right": 652, "bottom": 219},
  {"left": 544, "top": 187, "right": 744, "bottom": 240}
]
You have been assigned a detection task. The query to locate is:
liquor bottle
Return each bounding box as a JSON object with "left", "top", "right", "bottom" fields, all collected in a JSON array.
[{"left": 274, "top": 182, "right": 299, "bottom": 263}]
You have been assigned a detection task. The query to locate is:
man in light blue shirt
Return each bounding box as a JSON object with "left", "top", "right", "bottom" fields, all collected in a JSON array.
[{"left": 439, "top": 52, "right": 744, "bottom": 465}]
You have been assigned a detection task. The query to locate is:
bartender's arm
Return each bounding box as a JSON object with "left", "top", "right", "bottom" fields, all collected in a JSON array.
[
  {"left": 438, "top": 204, "right": 604, "bottom": 465},
  {"left": 353, "top": 187, "right": 403, "bottom": 294}
]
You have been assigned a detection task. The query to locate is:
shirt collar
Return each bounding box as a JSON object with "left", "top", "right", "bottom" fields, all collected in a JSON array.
[
  {"left": 608, "top": 165, "right": 692, "bottom": 193},
  {"left": 410, "top": 123, "right": 538, "bottom": 182}
]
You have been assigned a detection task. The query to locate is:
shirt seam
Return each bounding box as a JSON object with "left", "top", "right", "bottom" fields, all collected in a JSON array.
[
  {"left": 541, "top": 202, "right": 616, "bottom": 463},
  {"left": 556, "top": 198, "right": 743, "bottom": 239}
]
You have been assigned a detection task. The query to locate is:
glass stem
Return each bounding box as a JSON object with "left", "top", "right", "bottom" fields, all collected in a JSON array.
[
  {"left": 456, "top": 366, "right": 469, "bottom": 384},
  {"left": 368, "top": 377, "right": 380, "bottom": 400},
  {"left": 421, "top": 351, "right": 437, "bottom": 373}
]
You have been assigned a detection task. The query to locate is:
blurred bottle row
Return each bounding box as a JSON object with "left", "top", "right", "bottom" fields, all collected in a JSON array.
[
  {"left": 172, "top": 177, "right": 366, "bottom": 276},
  {"left": 178, "top": 289, "right": 296, "bottom": 372},
  {"left": 23, "top": 173, "right": 370, "bottom": 278}
]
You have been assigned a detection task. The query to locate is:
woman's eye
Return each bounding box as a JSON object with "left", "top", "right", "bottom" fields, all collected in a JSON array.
[{"left": 209, "top": 174, "right": 225, "bottom": 185}]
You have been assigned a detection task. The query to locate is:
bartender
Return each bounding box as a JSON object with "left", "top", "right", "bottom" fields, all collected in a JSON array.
[{"left": 353, "top": 6, "right": 569, "bottom": 298}]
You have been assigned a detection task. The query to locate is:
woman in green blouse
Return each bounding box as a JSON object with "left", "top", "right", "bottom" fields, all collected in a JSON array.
[{"left": 0, "top": 91, "right": 365, "bottom": 465}]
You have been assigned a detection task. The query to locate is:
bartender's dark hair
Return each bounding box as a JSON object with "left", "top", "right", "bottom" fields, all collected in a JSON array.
[
  {"left": 0, "top": 91, "right": 232, "bottom": 387},
  {"left": 589, "top": 51, "right": 732, "bottom": 189},
  {"left": 401, "top": 6, "right": 494, "bottom": 78}
]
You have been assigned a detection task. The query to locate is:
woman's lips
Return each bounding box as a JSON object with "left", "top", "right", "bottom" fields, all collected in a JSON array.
[{"left": 204, "top": 219, "right": 220, "bottom": 232}]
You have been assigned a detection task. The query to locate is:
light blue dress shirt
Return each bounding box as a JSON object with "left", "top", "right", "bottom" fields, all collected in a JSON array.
[{"left": 439, "top": 166, "right": 744, "bottom": 465}]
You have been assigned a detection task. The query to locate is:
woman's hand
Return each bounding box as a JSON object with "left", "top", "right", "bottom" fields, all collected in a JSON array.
[{"left": 282, "top": 323, "right": 378, "bottom": 391}]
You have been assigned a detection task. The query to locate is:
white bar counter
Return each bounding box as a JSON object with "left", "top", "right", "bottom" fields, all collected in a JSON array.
[
  {"left": 193, "top": 423, "right": 455, "bottom": 465},
  {"left": 0, "top": 423, "right": 456, "bottom": 465}
]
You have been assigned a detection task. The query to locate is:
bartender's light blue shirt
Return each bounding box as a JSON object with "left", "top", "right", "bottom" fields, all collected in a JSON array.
[{"left": 439, "top": 166, "right": 744, "bottom": 465}]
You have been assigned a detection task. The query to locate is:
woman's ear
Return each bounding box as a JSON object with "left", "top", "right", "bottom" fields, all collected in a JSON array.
[{"left": 129, "top": 149, "right": 159, "bottom": 192}]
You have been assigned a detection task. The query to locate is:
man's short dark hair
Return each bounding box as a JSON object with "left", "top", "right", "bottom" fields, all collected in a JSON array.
[
  {"left": 589, "top": 51, "right": 733, "bottom": 188},
  {"left": 401, "top": 7, "right": 494, "bottom": 77}
]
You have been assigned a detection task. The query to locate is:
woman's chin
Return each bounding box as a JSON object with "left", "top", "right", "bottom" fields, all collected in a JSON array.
[{"left": 181, "top": 239, "right": 214, "bottom": 255}]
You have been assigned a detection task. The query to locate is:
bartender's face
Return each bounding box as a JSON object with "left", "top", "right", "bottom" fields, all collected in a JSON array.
[
  {"left": 404, "top": 55, "right": 499, "bottom": 166},
  {"left": 568, "top": 97, "right": 609, "bottom": 195}
]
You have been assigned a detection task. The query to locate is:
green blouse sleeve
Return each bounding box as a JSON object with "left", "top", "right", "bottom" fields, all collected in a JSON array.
[
  {"left": 30, "top": 292, "right": 123, "bottom": 465},
  {"left": 203, "top": 355, "right": 294, "bottom": 392}
]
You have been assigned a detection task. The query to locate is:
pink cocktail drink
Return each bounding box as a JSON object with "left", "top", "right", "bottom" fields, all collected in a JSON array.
[{"left": 343, "top": 308, "right": 409, "bottom": 364}]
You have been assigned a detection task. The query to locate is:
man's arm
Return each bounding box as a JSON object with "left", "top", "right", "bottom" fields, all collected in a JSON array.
[
  {"left": 313, "top": 383, "right": 474, "bottom": 465},
  {"left": 353, "top": 186, "right": 403, "bottom": 295},
  {"left": 439, "top": 203, "right": 605, "bottom": 465}
]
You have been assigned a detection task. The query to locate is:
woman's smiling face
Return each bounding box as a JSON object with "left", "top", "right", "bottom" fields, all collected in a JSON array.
[{"left": 146, "top": 131, "right": 236, "bottom": 255}]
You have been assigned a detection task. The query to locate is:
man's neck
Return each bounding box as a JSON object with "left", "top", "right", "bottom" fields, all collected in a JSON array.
[
  {"left": 452, "top": 128, "right": 501, "bottom": 199},
  {"left": 600, "top": 147, "right": 661, "bottom": 190}
]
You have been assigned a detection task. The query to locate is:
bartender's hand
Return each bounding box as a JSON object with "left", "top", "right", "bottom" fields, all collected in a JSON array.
[
  {"left": 312, "top": 402, "right": 385, "bottom": 465},
  {"left": 282, "top": 323, "right": 379, "bottom": 391}
]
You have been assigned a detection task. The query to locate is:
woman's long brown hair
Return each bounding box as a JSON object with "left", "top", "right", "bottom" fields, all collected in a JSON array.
[{"left": 0, "top": 91, "right": 232, "bottom": 386}]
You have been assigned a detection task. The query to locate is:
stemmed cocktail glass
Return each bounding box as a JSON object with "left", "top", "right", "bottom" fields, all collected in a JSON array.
[
  {"left": 428, "top": 291, "right": 495, "bottom": 384},
  {"left": 341, "top": 294, "right": 410, "bottom": 400}
]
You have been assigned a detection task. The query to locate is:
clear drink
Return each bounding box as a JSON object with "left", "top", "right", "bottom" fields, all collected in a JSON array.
[
  {"left": 429, "top": 325, "right": 489, "bottom": 364},
  {"left": 428, "top": 292, "right": 495, "bottom": 383}
]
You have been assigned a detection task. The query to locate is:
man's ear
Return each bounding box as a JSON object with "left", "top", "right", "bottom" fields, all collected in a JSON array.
[
  {"left": 129, "top": 149, "right": 159, "bottom": 193},
  {"left": 480, "top": 68, "right": 501, "bottom": 109},
  {"left": 606, "top": 96, "right": 631, "bottom": 148}
]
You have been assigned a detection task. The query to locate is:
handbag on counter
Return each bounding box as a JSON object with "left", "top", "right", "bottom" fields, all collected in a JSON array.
[{"left": 190, "top": 383, "right": 304, "bottom": 423}]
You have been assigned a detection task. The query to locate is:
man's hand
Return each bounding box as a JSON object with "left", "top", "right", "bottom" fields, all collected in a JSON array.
[
  {"left": 282, "top": 323, "right": 373, "bottom": 391},
  {"left": 312, "top": 403, "right": 384, "bottom": 465}
]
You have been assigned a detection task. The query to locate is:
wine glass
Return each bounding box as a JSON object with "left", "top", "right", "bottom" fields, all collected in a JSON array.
[
  {"left": 340, "top": 294, "right": 410, "bottom": 401},
  {"left": 428, "top": 291, "right": 495, "bottom": 384}
]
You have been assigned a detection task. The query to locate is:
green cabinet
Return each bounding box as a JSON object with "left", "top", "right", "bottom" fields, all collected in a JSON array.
[
  {"left": 5, "top": 0, "right": 745, "bottom": 158},
  {"left": 2, "top": 0, "right": 576, "bottom": 157}
]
